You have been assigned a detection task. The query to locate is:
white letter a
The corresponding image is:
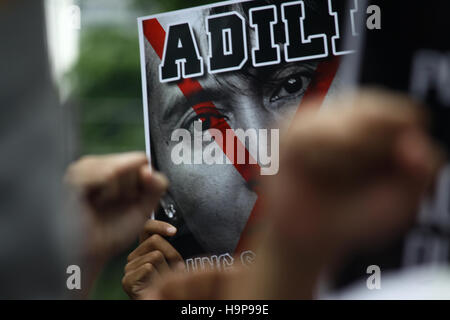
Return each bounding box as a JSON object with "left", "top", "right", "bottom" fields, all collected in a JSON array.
[{"left": 66, "top": 265, "right": 81, "bottom": 290}]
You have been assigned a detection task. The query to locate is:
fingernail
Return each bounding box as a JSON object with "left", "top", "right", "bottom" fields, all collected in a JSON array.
[
  {"left": 166, "top": 226, "right": 177, "bottom": 235},
  {"left": 152, "top": 171, "right": 169, "bottom": 189},
  {"left": 175, "top": 262, "right": 186, "bottom": 271},
  {"left": 141, "top": 166, "right": 152, "bottom": 182},
  {"left": 142, "top": 165, "right": 152, "bottom": 175}
]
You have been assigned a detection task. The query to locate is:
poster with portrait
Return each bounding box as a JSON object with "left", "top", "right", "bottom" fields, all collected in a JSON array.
[{"left": 138, "top": 0, "right": 357, "bottom": 271}]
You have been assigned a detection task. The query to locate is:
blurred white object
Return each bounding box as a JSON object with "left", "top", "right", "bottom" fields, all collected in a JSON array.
[
  {"left": 328, "top": 264, "right": 450, "bottom": 300},
  {"left": 44, "top": 0, "right": 80, "bottom": 102}
]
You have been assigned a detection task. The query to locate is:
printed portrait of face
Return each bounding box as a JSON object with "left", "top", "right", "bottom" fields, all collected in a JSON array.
[{"left": 143, "top": 0, "right": 343, "bottom": 256}]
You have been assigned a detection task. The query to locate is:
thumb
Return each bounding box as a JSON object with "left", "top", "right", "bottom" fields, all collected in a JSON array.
[{"left": 139, "top": 166, "right": 169, "bottom": 215}]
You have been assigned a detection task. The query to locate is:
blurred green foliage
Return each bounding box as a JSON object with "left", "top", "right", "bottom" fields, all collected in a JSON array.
[
  {"left": 72, "top": 0, "right": 220, "bottom": 300},
  {"left": 75, "top": 28, "right": 141, "bottom": 100},
  {"left": 75, "top": 27, "right": 145, "bottom": 155}
]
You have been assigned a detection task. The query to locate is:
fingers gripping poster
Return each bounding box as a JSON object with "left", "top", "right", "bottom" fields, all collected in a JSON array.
[{"left": 138, "top": 0, "right": 355, "bottom": 271}]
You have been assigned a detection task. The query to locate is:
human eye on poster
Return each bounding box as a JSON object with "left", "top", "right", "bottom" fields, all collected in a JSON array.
[{"left": 137, "top": 0, "right": 357, "bottom": 271}]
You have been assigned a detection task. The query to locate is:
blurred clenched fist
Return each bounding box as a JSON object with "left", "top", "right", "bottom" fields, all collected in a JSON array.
[
  {"left": 65, "top": 152, "right": 168, "bottom": 264},
  {"left": 269, "top": 89, "right": 443, "bottom": 256}
]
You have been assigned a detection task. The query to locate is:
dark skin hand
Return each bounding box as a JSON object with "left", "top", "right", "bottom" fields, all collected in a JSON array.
[
  {"left": 138, "top": 89, "right": 444, "bottom": 300},
  {"left": 122, "top": 219, "right": 185, "bottom": 300}
]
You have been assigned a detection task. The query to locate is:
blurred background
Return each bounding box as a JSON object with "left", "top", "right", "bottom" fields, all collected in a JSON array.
[{"left": 46, "top": 0, "right": 221, "bottom": 299}]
